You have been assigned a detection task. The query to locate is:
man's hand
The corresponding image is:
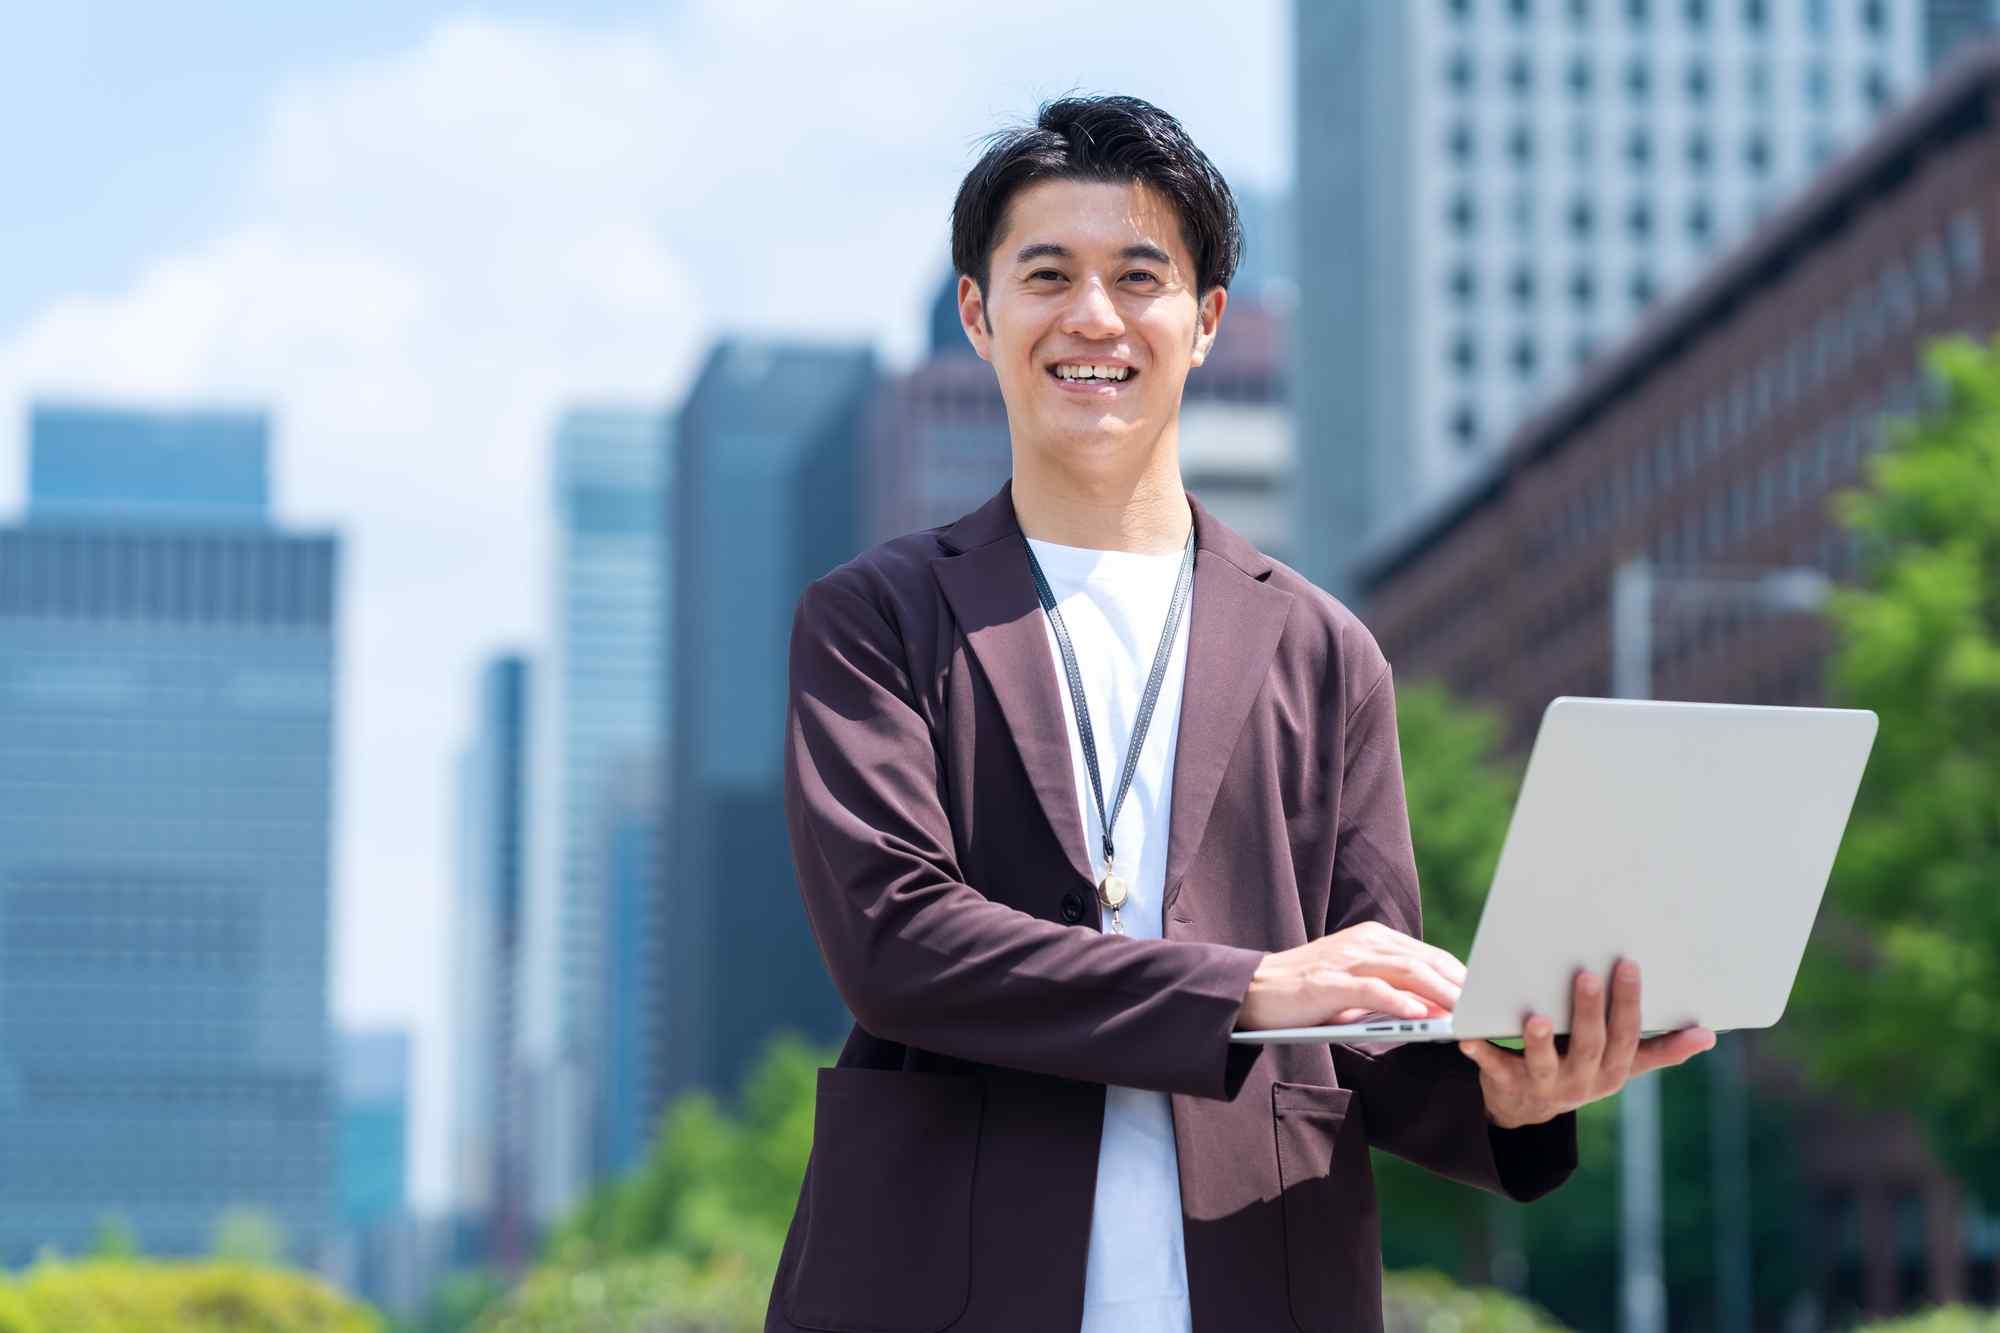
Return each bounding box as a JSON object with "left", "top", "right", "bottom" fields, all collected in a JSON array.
[
  {"left": 1458, "top": 959, "right": 1716, "bottom": 1129},
  {"left": 1235, "top": 920, "right": 1465, "bottom": 1031}
]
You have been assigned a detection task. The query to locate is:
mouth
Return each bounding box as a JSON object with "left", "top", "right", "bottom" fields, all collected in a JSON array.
[{"left": 1045, "top": 363, "right": 1139, "bottom": 396}]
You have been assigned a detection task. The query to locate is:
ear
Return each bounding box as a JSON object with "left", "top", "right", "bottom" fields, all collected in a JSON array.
[
  {"left": 959, "top": 274, "right": 994, "bottom": 364},
  {"left": 1189, "top": 284, "right": 1228, "bottom": 368}
]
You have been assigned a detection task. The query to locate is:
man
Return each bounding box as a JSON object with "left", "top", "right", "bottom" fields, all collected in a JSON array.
[{"left": 767, "top": 94, "right": 1714, "bottom": 1332}]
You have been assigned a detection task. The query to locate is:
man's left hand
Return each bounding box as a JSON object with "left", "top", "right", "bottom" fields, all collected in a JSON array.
[{"left": 1458, "top": 959, "right": 1716, "bottom": 1130}]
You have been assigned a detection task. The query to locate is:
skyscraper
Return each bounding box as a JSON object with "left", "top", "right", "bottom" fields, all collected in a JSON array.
[
  {"left": 0, "top": 403, "right": 338, "bottom": 1265},
  {"left": 446, "top": 652, "right": 530, "bottom": 1269},
  {"left": 664, "top": 340, "right": 875, "bottom": 1104},
  {"left": 519, "top": 408, "right": 670, "bottom": 1225},
  {"left": 1293, "top": 0, "right": 1947, "bottom": 600}
]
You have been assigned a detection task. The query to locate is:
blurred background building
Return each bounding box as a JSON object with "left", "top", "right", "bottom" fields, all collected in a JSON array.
[
  {"left": 1293, "top": 0, "right": 1998, "bottom": 602},
  {"left": 0, "top": 403, "right": 338, "bottom": 1266},
  {"left": 662, "top": 340, "right": 875, "bottom": 1106},
  {"left": 446, "top": 652, "right": 532, "bottom": 1272},
  {"left": 519, "top": 408, "right": 670, "bottom": 1229},
  {"left": 331, "top": 1026, "right": 418, "bottom": 1315}
]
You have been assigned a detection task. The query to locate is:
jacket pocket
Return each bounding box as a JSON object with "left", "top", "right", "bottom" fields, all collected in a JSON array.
[
  {"left": 785, "top": 1067, "right": 984, "bottom": 1333},
  {"left": 1272, "top": 1079, "right": 1381, "bottom": 1332}
]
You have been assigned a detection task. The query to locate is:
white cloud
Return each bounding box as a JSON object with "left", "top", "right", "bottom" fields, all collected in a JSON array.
[{"left": 0, "top": 1, "right": 1285, "bottom": 1213}]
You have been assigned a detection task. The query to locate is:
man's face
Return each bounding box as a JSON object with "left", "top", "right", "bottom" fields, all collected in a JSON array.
[{"left": 960, "top": 177, "right": 1224, "bottom": 472}]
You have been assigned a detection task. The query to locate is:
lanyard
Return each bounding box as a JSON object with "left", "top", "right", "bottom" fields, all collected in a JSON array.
[{"left": 1023, "top": 525, "right": 1196, "bottom": 933}]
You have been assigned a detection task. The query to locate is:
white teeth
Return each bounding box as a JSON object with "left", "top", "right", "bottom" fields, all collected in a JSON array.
[{"left": 1055, "top": 364, "right": 1130, "bottom": 381}]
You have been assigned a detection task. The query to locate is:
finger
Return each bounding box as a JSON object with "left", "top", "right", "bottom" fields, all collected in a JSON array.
[
  {"left": 1567, "top": 969, "right": 1607, "bottom": 1075},
  {"left": 1630, "top": 1026, "right": 1717, "bottom": 1077},
  {"left": 1602, "top": 958, "right": 1642, "bottom": 1084},
  {"left": 1521, "top": 1014, "right": 1561, "bottom": 1087},
  {"left": 1340, "top": 976, "right": 1431, "bottom": 1020},
  {"left": 1416, "top": 942, "right": 1469, "bottom": 988},
  {"left": 1457, "top": 1038, "right": 1519, "bottom": 1083},
  {"left": 1350, "top": 955, "right": 1463, "bottom": 1013}
]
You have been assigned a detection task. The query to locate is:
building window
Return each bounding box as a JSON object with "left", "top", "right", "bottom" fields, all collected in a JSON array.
[
  {"left": 1451, "top": 332, "right": 1478, "bottom": 372},
  {"left": 1446, "top": 0, "right": 1474, "bottom": 18},
  {"left": 1806, "top": 63, "right": 1830, "bottom": 108},
  {"left": 1507, "top": 51, "right": 1534, "bottom": 95},
  {"left": 1511, "top": 336, "right": 1539, "bottom": 379},
  {"left": 1567, "top": 56, "right": 1594, "bottom": 97},
  {"left": 1448, "top": 119, "right": 1476, "bottom": 163},
  {"left": 1746, "top": 58, "right": 1770, "bottom": 103},
  {"left": 1916, "top": 238, "right": 1951, "bottom": 307},
  {"left": 1509, "top": 0, "right": 1533, "bottom": 19},
  {"left": 1627, "top": 198, "right": 1655, "bottom": 240},
  {"left": 1742, "top": 0, "right": 1767, "bottom": 31},
  {"left": 1685, "top": 60, "right": 1711, "bottom": 101},
  {"left": 1626, "top": 126, "right": 1654, "bottom": 167},
  {"left": 1863, "top": 67, "right": 1891, "bottom": 111},
  {"left": 1570, "top": 267, "right": 1598, "bottom": 308},
  {"left": 1625, "top": 57, "right": 1652, "bottom": 100},
  {"left": 1626, "top": 0, "right": 1650, "bottom": 22},
  {"left": 1682, "top": 0, "right": 1707, "bottom": 24},
  {"left": 1510, "top": 263, "right": 1538, "bottom": 307},
  {"left": 1688, "top": 199, "right": 1715, "bottom": 244},
  {"left": 1569, "top": 196, "right": 1596, "bottom": 237},
  {"left": 1744, "top": 131, "right": 1771, "bottom": 174},
  {"left": 1452, "top": 404, "right": 1480, "bottom": 448},
  {"left": 1687, "top": 129, "right": 1713, "bottom": 172},
  {"left": 1862, "top": 0, "right": 1886, "bottom": 36},
  {"left": 1449, "top": 263, "right": 1479, "bottom": 302},
  {"left": 1449, "top": 190, "right": 1478, "bottom": 233},
  {"left": 1572, "top": 331, "right": 1598, "bottom": 365},
  {"left": 1447, "top": 49, "right": 1475, "bottom": 92},
  {"left": 1806, "top": 0, "right": 1828, "bottom": 35},
  {"left": 1507, "top": 122, "right": 1536, "bottom": 166},
  {"left": 1568, "top": 0, "right": 1592, "bottom": 21},
  {"left": 1630, "top": 269, "right": 1658, "bottom": 306},
  {"left": 1809, "top": 129, "right": 1837, "bottom": 167}
]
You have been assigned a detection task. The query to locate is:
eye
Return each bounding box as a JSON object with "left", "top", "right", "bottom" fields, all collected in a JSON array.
[
  {"left": 1124, "top": 270, "right": 1160, "bottom": 283},
  {"left": 1028, "top": 269, "right": 1064, "bottom": 281}
]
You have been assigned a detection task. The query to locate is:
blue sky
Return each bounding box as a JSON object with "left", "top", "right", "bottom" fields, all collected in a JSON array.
[{"left": 0, "top": 0, "right": 1290, "bottom": 1212}]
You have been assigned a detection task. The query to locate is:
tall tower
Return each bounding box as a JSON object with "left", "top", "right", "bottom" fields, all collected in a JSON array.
[
  {"left": 1293, "top": 0, "right": 1933, "bottom": 601},
  {"left": 0, "top": 402, "right": 339, "bottom": 1265}
]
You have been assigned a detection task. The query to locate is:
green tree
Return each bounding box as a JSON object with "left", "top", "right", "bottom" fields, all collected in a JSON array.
[
  {"left": 209, "top": 1205, "right": 286, "bottom": 1267},
  {"left": 87, "top": 1214, "right": 139, "bottom": 1260},
  {"left": 1785, "top": 330, "right": 2000, "bottom": 1203}
]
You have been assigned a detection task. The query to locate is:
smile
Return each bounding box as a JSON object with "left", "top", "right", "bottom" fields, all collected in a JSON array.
[{"left": 1046, "top": 364, "right": 1138, "bottom": 393}]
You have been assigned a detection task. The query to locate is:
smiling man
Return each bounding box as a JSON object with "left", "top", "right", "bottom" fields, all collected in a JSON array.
[{"left": 766, "top": 94, "right": 1711, "bottom": 1333}]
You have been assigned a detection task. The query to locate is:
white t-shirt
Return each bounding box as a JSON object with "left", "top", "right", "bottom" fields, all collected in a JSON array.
[{"left": 1024, "top": 534, "right": 1195, "bottom": 1333}]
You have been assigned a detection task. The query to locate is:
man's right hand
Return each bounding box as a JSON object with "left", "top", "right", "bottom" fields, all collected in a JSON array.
[{"left": 1233, "top": 920, "right": 1466, "bottom": 1031}]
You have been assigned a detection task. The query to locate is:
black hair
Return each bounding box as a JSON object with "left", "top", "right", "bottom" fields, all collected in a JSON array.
[{"left": 949, "top": 94, "right": 1243, "bottom": 316}]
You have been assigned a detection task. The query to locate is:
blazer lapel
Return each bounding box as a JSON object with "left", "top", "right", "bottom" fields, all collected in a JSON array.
[
  {"left": 1162, "top": 500, "right": 1293, "bottom": 917},
  {"left": 931, "top": 482, "right": 1098, "bottom": 892},
  {"left": 929, "top": 478, "right": 1295, "bottom": 918}
]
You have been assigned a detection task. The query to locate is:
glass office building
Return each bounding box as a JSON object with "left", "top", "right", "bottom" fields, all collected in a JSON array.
[
  {"left": 0, "top": 403, "right": 338, "bottom": 1266},
  {"left": 519, "top": 408, "right": 669, "bottom": 1224},
  {"left": 664, "top": 340, "right": 873, "bottom": 1105}
]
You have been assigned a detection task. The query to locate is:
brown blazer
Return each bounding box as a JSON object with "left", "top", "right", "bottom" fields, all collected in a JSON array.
[{"left": 767, "top": 478, "right": 1577, "bottom": 1333}]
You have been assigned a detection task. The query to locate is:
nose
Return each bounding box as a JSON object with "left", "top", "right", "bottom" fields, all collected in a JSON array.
[{"left": 1058, "top": 274, "right": 1124, "bottom": 340}]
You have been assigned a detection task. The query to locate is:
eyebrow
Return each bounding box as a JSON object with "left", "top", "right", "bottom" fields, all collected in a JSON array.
[{"left": 1013, "top": 241, "right": 1174, "bottom": 267}]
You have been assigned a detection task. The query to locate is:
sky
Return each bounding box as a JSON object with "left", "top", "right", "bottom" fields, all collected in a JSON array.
[{"left": 0, "top": 0, "right": 1291, "bottom": 1213}]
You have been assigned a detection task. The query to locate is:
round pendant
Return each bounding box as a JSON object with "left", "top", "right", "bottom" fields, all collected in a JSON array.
[{"left": 1098, "top": 871, "right": 1128, "bottom": 909}]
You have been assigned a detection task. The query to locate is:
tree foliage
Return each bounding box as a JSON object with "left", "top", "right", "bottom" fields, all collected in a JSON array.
[{"left": 1785, "top": 331, "right": 2000, "bottom": 1203}]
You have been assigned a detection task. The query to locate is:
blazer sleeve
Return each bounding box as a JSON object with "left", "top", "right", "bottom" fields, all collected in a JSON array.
[
  {"left": 784, "top": 575, "right": 1269, "bottom": 1101},
  {"left": 1327, "top": 658, "right": 1579, "bottom": 1204}
]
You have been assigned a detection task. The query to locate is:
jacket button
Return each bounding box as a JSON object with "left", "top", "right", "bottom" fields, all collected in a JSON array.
[{"left": 1059, "top": 892, "right": 1086, "bottom": 923}]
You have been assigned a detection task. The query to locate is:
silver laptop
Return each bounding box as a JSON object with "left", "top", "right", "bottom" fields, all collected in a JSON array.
[{"left": 1231, "top": 696, "right": 1879, "bottom": 1046}]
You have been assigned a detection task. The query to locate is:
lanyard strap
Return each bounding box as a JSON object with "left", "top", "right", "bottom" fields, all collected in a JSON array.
[{"left": 1023, "top": 525, "right": 1196, "bottom": 871}]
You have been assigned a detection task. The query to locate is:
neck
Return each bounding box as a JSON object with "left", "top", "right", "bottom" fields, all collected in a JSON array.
[{"left": 1011, "top": 445, "right": 1192, "bottom": 556}]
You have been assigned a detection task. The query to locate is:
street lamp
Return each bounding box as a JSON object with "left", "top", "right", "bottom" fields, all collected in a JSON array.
[{"left": 1609, "top": 556, "right": 1832, "bottom": 1333}]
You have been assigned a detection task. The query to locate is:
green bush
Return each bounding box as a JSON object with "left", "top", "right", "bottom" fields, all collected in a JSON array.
[
  {"left": 0, "top": 1258, "right": 380, "bottom": 1333},
  {"left": 1857, "top": 1308, "right": 2000, "bottom": 1332},
  {"left": 474, "top": 1250, "right": 768, "bottom": 1333},
  {"left": 1383, "top": 1268, "right": 1573, "bottom": 1332}
]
